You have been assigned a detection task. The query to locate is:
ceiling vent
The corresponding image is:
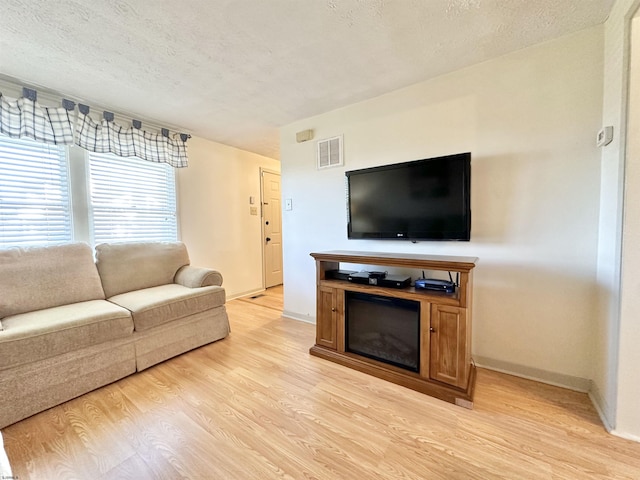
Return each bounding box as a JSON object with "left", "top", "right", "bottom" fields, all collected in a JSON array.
[{"left": 317, "top": 135, "right": 343, "bottom": 169}]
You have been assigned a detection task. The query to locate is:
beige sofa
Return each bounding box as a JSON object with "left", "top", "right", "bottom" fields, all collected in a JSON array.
[{"left": 0, "top": 241, "right": 230, "bottom": 428}]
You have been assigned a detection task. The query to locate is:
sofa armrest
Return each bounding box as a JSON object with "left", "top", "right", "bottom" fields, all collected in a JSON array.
[{"left": 174, "top": 265, "right": 223, "bottom": 288}]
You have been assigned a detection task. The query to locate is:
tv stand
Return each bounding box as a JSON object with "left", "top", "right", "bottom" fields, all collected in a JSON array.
[{"left": 309, "top": 250, "right": 478, "bottom": 408}]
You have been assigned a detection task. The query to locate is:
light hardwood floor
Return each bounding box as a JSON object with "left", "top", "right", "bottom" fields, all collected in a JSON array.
[
  {"left": 236, "top": 284, "right": 284, "bottom": 311},
  {"left": 2, "top": 286, "right": 640, "bottom": 479}
]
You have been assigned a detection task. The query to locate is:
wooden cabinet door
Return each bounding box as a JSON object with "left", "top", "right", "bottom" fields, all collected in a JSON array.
[
  {"left": 429, "top": 304, "right": 469, "bottom": 388},
  {"left": 316, "top": 286, "right": 338, "bottom": 349}
]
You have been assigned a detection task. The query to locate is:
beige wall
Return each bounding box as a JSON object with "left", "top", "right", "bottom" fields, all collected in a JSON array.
[
  {"left": 177, "top": 136, "right": 280, "bottom": 298},
  {"left": 280, "top": 27, "right": 604, "bottom": 389}
]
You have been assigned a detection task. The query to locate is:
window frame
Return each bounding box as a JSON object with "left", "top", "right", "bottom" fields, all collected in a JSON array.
[
  {"left": 0, "top": 135, "right": 179, "bottom": 248},
  {"left": 0, "top": 136, "right": 73, "bottom": 247},
  {"left": 87, "top": 151, "right": 178, "bottom": 245}
]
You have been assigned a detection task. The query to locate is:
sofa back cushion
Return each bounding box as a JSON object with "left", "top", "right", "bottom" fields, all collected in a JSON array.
[
  {"left": 0, "top": 243, "right": 105, "bottom": 319},
  {"left": 95, "top": 242, "right": 190, "bottom": 298}
]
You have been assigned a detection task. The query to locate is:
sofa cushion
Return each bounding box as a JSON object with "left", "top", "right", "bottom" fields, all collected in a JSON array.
[
  {"left": 0, "top": 300, "right": 133, "bottom": 370},
  {"left": 95, "top": 242, "right": 190, "bottom": 298},
  {"left": 108, "top": 284, "right": 226, "bottom": 331},
  {"left": 0, "top": 243, "right": 105, "bottom": 319}
]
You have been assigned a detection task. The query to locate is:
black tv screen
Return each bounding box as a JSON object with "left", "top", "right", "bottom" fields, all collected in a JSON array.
[{"left": 346, "top": 153, "right": 471, "bottom": 241}]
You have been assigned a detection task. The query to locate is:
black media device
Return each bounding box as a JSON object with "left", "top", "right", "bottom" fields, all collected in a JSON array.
[
  {"left": 348, "top": 271, "right": 411, "bottom": 289},
  {"left": 367, "top": 271, "right": 387, "bottom": 279},
  {"left": 414, "top": 278, "right": 456, "bottom": 293},
  {"left": 326, "top": 269, "right": 357, "bottom": 281},
  {"left": 346, "top": 152, "right": 471, "bottom": 241}
]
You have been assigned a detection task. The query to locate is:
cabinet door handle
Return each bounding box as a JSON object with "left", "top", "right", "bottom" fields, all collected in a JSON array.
[
  {"left": 331, "top": 307, "right": 336, "bottom": 312},
  {"left": 430, "top": 327, "right": 436, "bottom": 333}
]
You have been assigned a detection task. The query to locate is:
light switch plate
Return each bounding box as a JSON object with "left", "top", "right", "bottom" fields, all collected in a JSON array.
[
  {"left": 250, "top": 206, "right": 258, "bottom": 215},
  {"left": 285, "top": 198, "right": 292, "bottom": 211}
]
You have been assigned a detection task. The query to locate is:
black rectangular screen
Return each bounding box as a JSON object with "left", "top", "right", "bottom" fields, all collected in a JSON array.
[
  {"left": 346, "top": 291, "right": 420, "bottom": 372},
  {"left": 346, "top": 153, "right": 471, "bottom": 241}
]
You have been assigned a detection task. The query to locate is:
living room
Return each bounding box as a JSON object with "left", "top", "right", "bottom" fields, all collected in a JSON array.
[
  {"left": 281, "top": 0, "right": 640, "bottom": 444},
  {"left": 2, "top": 1, "right": 640, "bottom": 478}
]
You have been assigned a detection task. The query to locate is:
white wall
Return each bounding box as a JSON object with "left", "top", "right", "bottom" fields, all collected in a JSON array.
[
  {"left": 280, "top": 27, "right": 604, "bottom": 388},
  {"left": 592, "top": 0, "right": 635, "bottom": 433},
  {"left": 615, "top": 5, "right": 640, "bottom": 442},
  {"left": 591, "top": 0, "right": 640, "bottom": 437},
  {"left": 177, "top": 136, "right": 280, "bottom": 298}
]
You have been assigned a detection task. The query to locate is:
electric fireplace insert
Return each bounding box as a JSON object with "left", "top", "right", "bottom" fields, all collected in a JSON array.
[{"left": 345, "top": 291, "right": 420, "bottom": 372}]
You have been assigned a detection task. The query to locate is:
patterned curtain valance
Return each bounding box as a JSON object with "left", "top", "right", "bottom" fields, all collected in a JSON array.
[
  {"left": 0, "top": 89, "right": 189, "bottom": 168},
  {"left": 75, "top": 111, "right": 188, "bottom": 168},
  {"left": 0, "top": 93, "right": 74, "bottom": 145}
]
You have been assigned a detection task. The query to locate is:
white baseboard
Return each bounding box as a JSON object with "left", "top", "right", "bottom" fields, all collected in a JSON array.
[
  {"left": 588, "top": 382, "right": 614, "bottom": 432},
  {"left": 227, "top": 288, "right": 266, "bottom": 301},
  {"left": 611, "top": 429, "right": 640, "bottom": 443},
  {"left": 282, "top": 310, "right": 315, "bottom": 324},
  {"left": 473, "top": 355, "right": 591, "bottom": 392}
]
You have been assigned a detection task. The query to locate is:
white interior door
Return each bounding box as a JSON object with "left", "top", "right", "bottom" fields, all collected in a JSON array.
[{"left": 262, "top": 171, "right": 283, "bottom": 288}]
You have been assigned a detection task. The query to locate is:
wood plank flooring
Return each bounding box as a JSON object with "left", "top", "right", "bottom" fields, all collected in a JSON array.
[
  {"left": 2, "top": 286, "right": 640, "bottom": 479},
  {"left": 236, "top": 284, "right": 284, "bottom": 311}
]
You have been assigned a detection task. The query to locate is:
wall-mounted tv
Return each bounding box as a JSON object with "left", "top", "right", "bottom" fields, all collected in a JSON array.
[{"left": 346, "top": 152, "right": 471, "bottom": 241}]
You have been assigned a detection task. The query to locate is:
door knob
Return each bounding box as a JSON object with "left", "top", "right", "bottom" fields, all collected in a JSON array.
[{"left": 266, "top": 237, "right": 271, "bottom": 242}]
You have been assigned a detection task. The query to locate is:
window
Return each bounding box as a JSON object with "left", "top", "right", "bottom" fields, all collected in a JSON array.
[
  {"left": 88, "top": 152, "right": 177, "bottom": 244},
  {"left": 0, "top": 136, "right": 71, "bottom": 247},
  {"left": 0, "top": 135, "right": 178, "bottom": 247}
]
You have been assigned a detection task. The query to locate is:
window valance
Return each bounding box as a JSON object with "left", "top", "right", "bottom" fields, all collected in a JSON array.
[
  {"left": 75, "top": 112, "right": 188, "bottom": 168},
  {"left": 0, "top": 94, "right": 74, "bottom": 145},
  {"left": 0, "top": 90, "right": 189, "bottom": 168}
]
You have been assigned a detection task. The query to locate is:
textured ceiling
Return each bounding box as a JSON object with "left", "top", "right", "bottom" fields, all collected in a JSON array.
[{"left": 0, "top": 0, "right": 614, "bottom": 159}]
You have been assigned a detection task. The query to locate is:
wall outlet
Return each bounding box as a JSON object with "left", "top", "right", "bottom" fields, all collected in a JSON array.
[
  {"left": 597, "top": 126, "right": 613, "bottom": 147},
  {"left": 250, "top": 206, "right": 258, "bottom": 215}
]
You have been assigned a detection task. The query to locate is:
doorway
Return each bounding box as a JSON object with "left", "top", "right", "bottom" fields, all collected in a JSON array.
[{"left": 261, "top": 169, "right": 283, "bottom": 288}]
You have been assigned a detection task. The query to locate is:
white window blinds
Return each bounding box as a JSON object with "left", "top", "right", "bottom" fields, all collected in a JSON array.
[
  {"left": 89, "top": 152, "right": 177, "bottom": 244},
  {"left": 0, "top": 136, "right": 71, "bottom": 247}
]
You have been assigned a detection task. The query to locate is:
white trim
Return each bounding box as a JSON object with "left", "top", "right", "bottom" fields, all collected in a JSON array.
[
  {"left": 282, "top": 310, "right": 315, "bottom": 324},
  {"left": 611, "top": 429, "right": 640, "bottom": 443},
  {"left": 588, "top": 386, "right": 614, "bottom": 433},
  {"left": 473, "top": 355, "right": 591, "bottom": 392},
  {"left": 227, "top": 288, "right": 266, "bottom": 301}
]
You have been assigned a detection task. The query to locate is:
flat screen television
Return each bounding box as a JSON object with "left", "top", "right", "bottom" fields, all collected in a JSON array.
[{"left": 346, "top": 152, "right": 471, "bottom": 241}]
